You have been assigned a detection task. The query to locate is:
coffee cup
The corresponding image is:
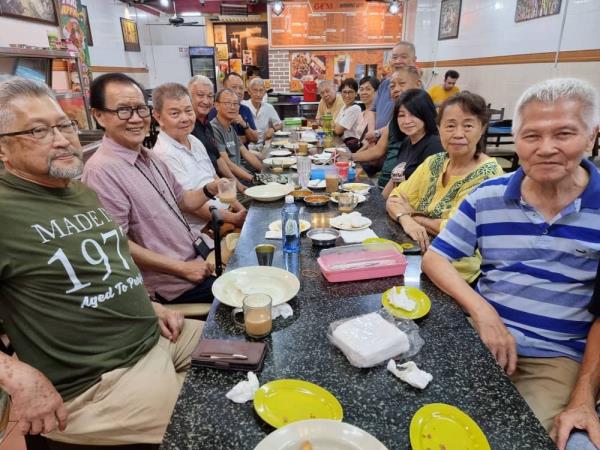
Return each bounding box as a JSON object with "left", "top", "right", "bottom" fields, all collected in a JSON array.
[
  {"left": 232, "top": 293, "right": 273, "bottom": 338},
  {"left": 255, "top": 244, "right": 275, "bottom": 266}
]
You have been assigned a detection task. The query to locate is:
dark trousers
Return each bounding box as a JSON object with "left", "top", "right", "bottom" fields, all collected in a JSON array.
[{"left": 156, "top": 276, "right": 216, "bottom": 304}]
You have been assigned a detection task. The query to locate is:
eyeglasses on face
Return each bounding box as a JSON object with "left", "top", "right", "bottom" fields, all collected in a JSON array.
[
  {"left": 0, "top": 120, "right": 78, "bottom": 142},
  {"left": 216, "top": 101, "right": 240, "bottom": 108},
  {"left": 102, "top": 105, "right": 152, "bottom": 120},
  {"left": 341, "top": 90, "right": 356, "bottom": 95}
]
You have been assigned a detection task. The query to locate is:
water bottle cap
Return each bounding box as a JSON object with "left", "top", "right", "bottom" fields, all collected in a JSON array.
[{"left": 285, "top": 195, "right": 294, "bottom": 203}]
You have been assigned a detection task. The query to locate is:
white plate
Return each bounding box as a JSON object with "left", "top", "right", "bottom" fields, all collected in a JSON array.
[
  {"left": 310, "top": 154, "right": 332, "bottom": 165},
  {"left": 274, "top": 131, "right": 291, "bottom": 137},
  {"left": 254, "top": 419, "right": 388, "bottom": 450},
  {"left": 330, "top": 215, "right": 372, "bottom": 231},
  {"left": 244, "top": 183, "right": 294, "bottom": 202},
  {"left": 264, "top": 157, "right": 297, "bottom": 168},
  {"left": 330, "top": 193, "right": 366, "bottom": 204},
  {"left": 301, "top": 137, "right": 318, "bottom": 144},
  {"left": 341, "top": 183, "right": 371, "bottom": 194},
  {"left": 269, "top": 219, "right": 311, "bottom": 233},
  {"left": 284, "top": 143, "right": 298, "bottom": 150},
  {"left": 308, "top": 179, "right": 327, "bottom": 189},
  {"left": 323, "top": 147, "right": 346, "bottom": 153},
  {"left": 272, "top": 140, "right": 290, "bottom": 147},
  {"left": 212, "top": 266, "right": 300, "bottom": 308},
  {"left": 270, "top": 149, "right": 292, "bottom": 157}
]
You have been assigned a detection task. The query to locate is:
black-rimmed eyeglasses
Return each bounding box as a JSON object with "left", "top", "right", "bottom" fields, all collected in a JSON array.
[
  {"left": 102, "top": 105, "right": 152, "bottom": 120},
  {"left": 0, "top": 120, "right": 79, "bottom": 142}
]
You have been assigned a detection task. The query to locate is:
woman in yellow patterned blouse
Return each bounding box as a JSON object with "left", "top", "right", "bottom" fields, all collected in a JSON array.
[{"left": 386, "top": 91, "right": 503, "bottom": 283}]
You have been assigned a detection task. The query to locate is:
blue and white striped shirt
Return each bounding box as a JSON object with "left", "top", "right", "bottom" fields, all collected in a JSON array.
[{"left": 430, "top": 159, "right": 600, "bottom": 361}]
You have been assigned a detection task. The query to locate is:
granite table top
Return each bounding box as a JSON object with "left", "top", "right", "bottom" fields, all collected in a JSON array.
[{"left": 162, "top": 189, "right": 556, "bottom": 450}]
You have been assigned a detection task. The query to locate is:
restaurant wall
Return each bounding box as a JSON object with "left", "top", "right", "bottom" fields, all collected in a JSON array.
[
  {"left": 0, "top": 16, "right": 59, "bottom": 48},
  {"left": 412, "top": 0, "right": 600, "bottom": 116}
]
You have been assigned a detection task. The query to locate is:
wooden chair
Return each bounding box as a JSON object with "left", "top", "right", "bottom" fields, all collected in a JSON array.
[{"left": 485, "top": 119, "right": 519, "bottom": 172}]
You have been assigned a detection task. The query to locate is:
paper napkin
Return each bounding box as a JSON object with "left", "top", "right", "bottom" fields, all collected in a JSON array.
[
  {"left": 339, "top": 228, "right": 378, "bottom": 243},
  {"left": 387, "top": 360, "right": 432, "bottom": 389},
  {"left": 265, "top": 230, "right": 281, "bottom": 240},
  {"left": 272, "top": 303, "right": 293, "bottom": 319},
  {"left": 225, "top": 371, "right": 260, "bottom": 403}
]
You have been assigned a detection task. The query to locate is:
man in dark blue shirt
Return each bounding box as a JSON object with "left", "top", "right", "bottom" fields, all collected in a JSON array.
[{"left": 208, "top": 72, "right": 258, "bottom": 144}]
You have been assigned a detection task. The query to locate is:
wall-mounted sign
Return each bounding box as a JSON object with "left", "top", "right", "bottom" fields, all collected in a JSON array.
[{"left": 269, "top": 0, "right": 403, "bottom": 49}]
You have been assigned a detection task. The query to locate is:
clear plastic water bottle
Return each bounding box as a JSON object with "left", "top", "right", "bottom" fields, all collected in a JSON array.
[{"left": 282, "top": 195, "right": 300, "bottom": 253}]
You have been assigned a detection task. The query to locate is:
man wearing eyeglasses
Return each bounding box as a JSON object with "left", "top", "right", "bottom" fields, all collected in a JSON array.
[
  {"left": 0, "top": 76, "right": 200, "bottom": 445},
  {"left": 83, "top": 73, "right": 219, "bottom": 306},
  {"left": 211, "top": 88, "right": 263, "bottom": 178}
]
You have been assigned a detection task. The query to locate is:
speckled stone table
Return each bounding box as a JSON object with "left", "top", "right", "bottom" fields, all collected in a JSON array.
[{"left": 162, "top": 191, "right": 556, "bottom": 450}]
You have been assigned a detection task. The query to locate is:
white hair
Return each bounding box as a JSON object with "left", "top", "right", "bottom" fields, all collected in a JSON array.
[
  {"left": 248, "top": 77, "right": 265, "bottom": 89},
  {"left": 188, "top": 75, "right": 214, "bottom": 93},
  {"left": 513, "top": 78, "right": 600, "bottom": 135},
  {"left": 318, "top": 80, "right": 334, "bottom": 93},
  {"left": 0, "top": 77, "right": 55, "bottom": 133}
]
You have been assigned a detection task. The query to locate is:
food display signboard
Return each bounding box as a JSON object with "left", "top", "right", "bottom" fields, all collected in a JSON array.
[{"left": 269, "top": 0, "right": 403, "bottom": 49}]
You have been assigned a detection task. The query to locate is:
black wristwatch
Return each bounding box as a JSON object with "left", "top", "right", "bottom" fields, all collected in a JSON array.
[{"left": 202, "top": 184, "right": 215, "bottom": 200}]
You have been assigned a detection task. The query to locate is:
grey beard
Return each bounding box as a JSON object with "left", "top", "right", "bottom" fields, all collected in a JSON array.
[{"left": 48, "top": 156, "right": 84, "bottom": 179}]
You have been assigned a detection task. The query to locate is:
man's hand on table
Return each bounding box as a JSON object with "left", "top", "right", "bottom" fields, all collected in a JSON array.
[
  {"left": 264, "top": 127, "right": 275, "bottom": 140},
  {"left": 177, "top": 260, "right": 214, "bottom": 284},
  {"left": 5, "top": 360, "right": 67, "bottom": 435},
  {"left": 229, "top": 209, "right": 247, "bottom": 227},
  {"left": 152, "top": 302, "right": 184, "bottom": 342},
  {"left": 551, "top": 401, "right": 600, "bottom": 450},
  {"left": 471, "top": 303, "right": 517, "bottom": 375}
]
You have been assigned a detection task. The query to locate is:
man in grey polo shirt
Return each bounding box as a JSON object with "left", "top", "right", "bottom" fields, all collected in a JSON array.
[{"left": 211, "top": 88, "right": 262, "bottom": 180}]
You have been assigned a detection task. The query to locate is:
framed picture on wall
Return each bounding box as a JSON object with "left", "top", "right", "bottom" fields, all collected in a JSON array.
[
  {"left": 120, "top": 17, "right": 140, "bottom": 52},
  {"left": 80, "top": 4, "right": 93, "bottom": 46},
  {"left": 0, "top": 0, "right": 58, "bottom": 25},
  {"left": 214, "top": 24, "right": 227, "bottom": 43},
  {"left": 215, "top": 43, "right": 228, "bottom": 61},
  {"left": 515, "top": 0, "right": 561, "bottom": 23},
  {"left": 438, "top": 0, "right": 461, "bottom": 40}
]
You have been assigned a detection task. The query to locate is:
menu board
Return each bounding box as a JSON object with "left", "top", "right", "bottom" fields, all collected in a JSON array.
[{"left": 269, "top": 1, "right": 403, "bottom": 49}]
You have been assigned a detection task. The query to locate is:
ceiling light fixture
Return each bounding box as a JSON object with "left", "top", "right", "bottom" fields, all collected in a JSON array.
[
  {"left": 271, "top": 0, "right": 284, "bottom": 16},
  {"left": 388, "top": 0, "right": 400, "bottom": 15},
  {"left": 160, "top": 0, "right": 169, "bottom": 7}
]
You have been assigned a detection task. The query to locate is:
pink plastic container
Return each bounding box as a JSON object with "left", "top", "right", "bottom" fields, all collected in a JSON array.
[{"left": 317, "top": 242, "right": 407, "bottom": 282}]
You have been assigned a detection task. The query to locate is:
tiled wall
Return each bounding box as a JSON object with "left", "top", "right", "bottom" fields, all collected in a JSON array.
[{"left": 268, "top": 49, "right": 291, "bottom": 92}]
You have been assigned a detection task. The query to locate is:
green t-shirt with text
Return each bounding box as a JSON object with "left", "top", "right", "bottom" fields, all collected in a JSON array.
[{"left": 0, "top": 172, "right": 160, "bottom": 400}]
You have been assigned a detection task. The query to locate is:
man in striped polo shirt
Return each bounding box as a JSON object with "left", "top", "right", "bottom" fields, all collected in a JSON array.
[{"left": 422, "top": 78, "right": 600, "bottom": 449}]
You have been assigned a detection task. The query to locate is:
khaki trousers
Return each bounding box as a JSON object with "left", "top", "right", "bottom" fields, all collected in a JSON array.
[
  {"left": 510, "top": 356, "right": 581, "bottom": 432},
  {"left": 45, "top": 319, "right": 203, "bottom": 445}
]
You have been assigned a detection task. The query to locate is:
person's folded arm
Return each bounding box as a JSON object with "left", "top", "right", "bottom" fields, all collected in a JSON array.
[
  {"left": 128, "top": 240, "right": 212, "bottom": 283},
  {"left": 334, "top": 123, "right": 346, "bottom": 136},
  {"left": 0, "top": 353, "right": 67, "bottom": 436},
  {"left": 352, "top": 127, "right": 388, "bottom": 162},
  {"left": 241, "top": 145, "right": 263, "bottom": 172},
  {"left": 178, "top": 180, "right": 219, "bottom": 213},
  {"left": 412, "top": 215, "right": 442, "bottom": 236},
  {"left": 551, "top": 317, "right": 600, "bottom": 450},
  {"left": 421, "top": 202, "right": 518, "bottom": 375}
]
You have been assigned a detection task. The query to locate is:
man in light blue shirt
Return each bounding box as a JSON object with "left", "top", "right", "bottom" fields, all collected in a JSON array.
[
  {"left": 370, "top": 41, "right": 417, "bottom": 136},
  {"left": 422, "top": 78, "right": 600, "bottom": 449}
]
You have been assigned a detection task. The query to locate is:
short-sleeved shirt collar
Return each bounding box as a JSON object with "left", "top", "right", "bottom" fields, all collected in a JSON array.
[
  {"left": 101, "top": 135, "right": 150, "bottom": 166},
  {"left": 504, "top": 158, "right": 600, "bottom": 209}
]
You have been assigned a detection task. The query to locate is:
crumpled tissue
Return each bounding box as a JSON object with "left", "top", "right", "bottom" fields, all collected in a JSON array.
[
  {"left": 387, "top": 360, "right": 432, "bottom": 389},
  {"left": 272, "top": 303, "right": 293, "bottom": 319},
  {"left": 225, "top": 371, "right": 260, "bottom": 403}
]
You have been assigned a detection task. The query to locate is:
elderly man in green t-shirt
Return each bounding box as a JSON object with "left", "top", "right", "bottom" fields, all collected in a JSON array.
[{"left": 0, "top": 77, "right": 205, "bottom": 445}]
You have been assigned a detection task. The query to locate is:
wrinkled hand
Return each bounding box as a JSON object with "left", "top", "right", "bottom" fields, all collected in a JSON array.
[
  {"left": 471, "top": 305, "right": 517, "bottom": 374},
  {"left": 205, "top": 179, "right": 220, "bottom": 198},
  {"left": 179, "top": 260, "right": 214, "bottom": 283},
  {"left": 6, "top": 360, "right": 67, "bottom": 435},
  {"left": 234, "top": 114, "right": 245, "bottom": 126},
  {"left": 264, "top": 127, "right": 275, "bottom": 140},
  {"left": 152, "top": 302, "right": 184, "bottom": 342},
  {"left": 401, "top": 218, "right": 430, "bottom": 251},
  {"left": 551, "top": 402, "right": 600, "bottom": 450},
  {"left": 364, "top": 130, "right": 378, "bottom": 143},
  {"left": 230, "top": 210, "right": 247, "bottom": 227},
  {"left": 237, "top": 183, "right": 247, "bottom": 193}
]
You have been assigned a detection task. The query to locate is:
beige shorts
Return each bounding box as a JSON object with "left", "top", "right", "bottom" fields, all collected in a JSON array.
[{"left": 45, "top": 319, "right": 203, "bottom": 445}]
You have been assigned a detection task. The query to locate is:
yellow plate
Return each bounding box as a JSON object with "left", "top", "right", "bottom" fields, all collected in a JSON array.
[
  {"left": 363, "top": 237, "right": 404, "bottom": 253},
  {"left": 381, "top": 286, "right": 431, "bottom": 319},
  {"left": 253, "top": 379, "right": 343, "bottom": 429},
  {"left": 410, "top": 403, "right": 491, "bottom": 450}
]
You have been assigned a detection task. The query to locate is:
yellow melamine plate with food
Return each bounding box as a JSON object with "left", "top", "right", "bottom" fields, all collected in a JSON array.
[
  {"left": 381, "top": 286, "right": 431, "bottom": 320},
  {"left": 410, "top": 403, "right": 491, "bottom": 450},
  {"left": 254, "top": 380, "right": 343, "bottom": 429}
]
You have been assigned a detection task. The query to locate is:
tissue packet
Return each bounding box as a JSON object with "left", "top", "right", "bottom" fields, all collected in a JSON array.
[{"left": 328, "top": 309, "right": 424, "bottom": 368}]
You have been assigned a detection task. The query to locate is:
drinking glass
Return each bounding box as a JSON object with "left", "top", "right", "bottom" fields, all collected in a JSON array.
[
  {"left": 232, "top": 294, "right": 273, "bottom": 338},
  {"left": 296, "top": 155, "right": 311, "bottom": 188},
  {"left": 217, "top": 179, "right": 236, "bottom": 204}
]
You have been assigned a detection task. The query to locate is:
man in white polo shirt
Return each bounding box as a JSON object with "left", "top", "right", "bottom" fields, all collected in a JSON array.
[
  {"left": 152, "top": 82, "right": 246, "bottom": 232},
  {"left": 242, "top": 77, "right": 282, "bottom": 144}
]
